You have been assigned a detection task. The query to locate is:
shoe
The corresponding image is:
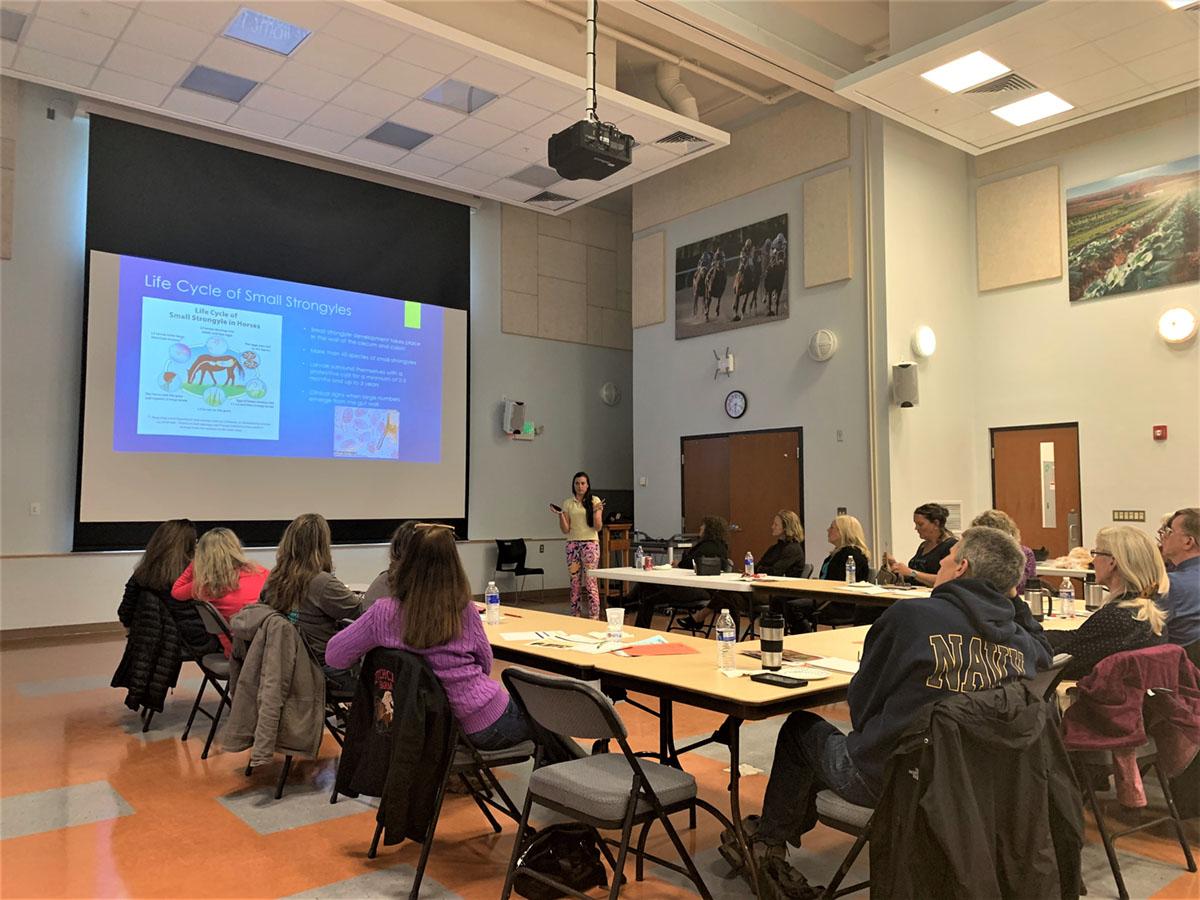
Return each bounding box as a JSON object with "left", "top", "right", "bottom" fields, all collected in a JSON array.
[
  {"left": 676, "top": 614, "right": 704, "bottom": 632},
  {"left": 719, "top": 818, "right": 823, "bottom": 900}
]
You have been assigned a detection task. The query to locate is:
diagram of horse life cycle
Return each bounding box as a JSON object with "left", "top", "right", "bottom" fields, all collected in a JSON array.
[{"left": 136, "top": 297, "right": 283, "bottom": 441}]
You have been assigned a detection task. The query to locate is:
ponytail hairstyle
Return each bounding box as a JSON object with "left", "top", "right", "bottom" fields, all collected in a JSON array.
[
  {"left": 572, "top": 471, "right": 597, "bottom": 528},
  {"left": 914, "top": 502, "right": 952, "bottom": 540}
]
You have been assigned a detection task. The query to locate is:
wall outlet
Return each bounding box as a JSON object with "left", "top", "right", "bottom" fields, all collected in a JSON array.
[
  {"left": 836, "top": 429, "right": 844, "bottom": 442},
  {"left": 538, "top": 544, "right": 544, "bottom": 554},
  {"left": 837, "top": 506, "right": 847, "bottom": 516},
  {"left": 1112, "top": 509, "right": 1146, "bottom": 522},
  {"left": 29, "top": 502, "right": 41, "bottom": 516},
  {"left": 639, "top": 476, "right": 647, "bottom": 487}
]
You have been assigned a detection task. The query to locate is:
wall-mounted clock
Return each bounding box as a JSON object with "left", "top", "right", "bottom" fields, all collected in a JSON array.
[{"left": 724, "top": 390, "right": 747, "bottom": 419}]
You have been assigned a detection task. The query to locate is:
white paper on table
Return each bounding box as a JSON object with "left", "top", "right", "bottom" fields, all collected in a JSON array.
[
  {"left": 839, "top": 583, "right": 890, "bottom": 594},
  {"left": 810, "top": 657, "right": 860, "bottom": 674},
  {"left": 500, "top": 630, "right": 568, "bottom": 641},
  {"left": 588, "top": 631, "right": 633, "bottom": 640}
]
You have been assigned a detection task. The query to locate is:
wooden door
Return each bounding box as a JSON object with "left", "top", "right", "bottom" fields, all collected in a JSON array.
[
  {"left": 992, "top": 424, "right": 1082, "bottom": 558},
  {"left": 680, "top": 436, "right": 730, "bottom": 535},
  {"left": 729, "top": 431, "right": 802, "bottom": 565}
]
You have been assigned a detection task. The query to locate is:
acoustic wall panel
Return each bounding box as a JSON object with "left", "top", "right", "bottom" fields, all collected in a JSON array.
[
  {"left": 803, "top": 166, "right": 853, "bottom": 287},
  {"left": 976, "top": 165, "right": 1062, "bottom": 292},
  {"left": 632, "top": 231, "right": 666, "bottom": 328}
]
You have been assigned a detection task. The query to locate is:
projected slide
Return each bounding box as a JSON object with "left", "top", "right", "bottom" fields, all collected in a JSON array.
[{"left": 111, "top": 254, "right": 444, "bottom": 462}]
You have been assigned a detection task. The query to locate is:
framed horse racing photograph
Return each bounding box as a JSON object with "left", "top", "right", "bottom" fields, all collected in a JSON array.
[{"left": 674, "top": 213, "right": 789, "bottom": 340}]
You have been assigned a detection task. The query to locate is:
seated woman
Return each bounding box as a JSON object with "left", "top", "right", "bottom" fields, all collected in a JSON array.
[
  {"left": 971, "top": 509, "right": 1037, "bottom": 595},
  {"left": 679, "top": 512, "right": 807, "bottom": 632},
  {"left": 363, "top": 521, "right": 419, "bottom": 605},
  {"left": 631, "top": 516, "right": 730, "bottom": 629},
  {"left": 1046, "top": 525, "right": 1166, "bottom": 680},
  {"left": 325, "top": 524, "right": 532, "bottom": 751},
  {"left": 260, "top": 513, "right": 364, "bottom": 693},
  {"left": 787, "top": 514, "right": 875, "bottom": 631},
  {"left": 881, "top": 502, "right": 957, "bottom": 587},
  {"left": 171, "top": 527, "right": 268, "bottom": 656}
]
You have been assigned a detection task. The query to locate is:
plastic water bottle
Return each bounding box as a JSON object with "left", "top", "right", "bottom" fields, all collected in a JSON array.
[
  {"left": 634, "top": 545, "right": 645, "bottom": 570},
  {"left": 845, "top": 555, "right": 857, "bottom": 584},
  {"left": 485, "top": 581, "right": 501, "bottom": 625},
  {"left": 716, "top": 610, "right": 737, "bottom": 671},
  {"left": 1059, "top": 577, "right": 1075, "bottom": 619},
  {"left": 744, "top": 551, "right": 755, "bottom": 576}
]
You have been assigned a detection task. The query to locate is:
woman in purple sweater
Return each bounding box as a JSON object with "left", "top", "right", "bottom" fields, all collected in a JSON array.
[{"left": 325, "top": 524, "right": 532, "bottom": 750}]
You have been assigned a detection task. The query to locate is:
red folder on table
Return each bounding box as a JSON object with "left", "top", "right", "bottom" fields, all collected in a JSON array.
[{"left": 624, "top": 643, "right": 699, "bottom": 657}]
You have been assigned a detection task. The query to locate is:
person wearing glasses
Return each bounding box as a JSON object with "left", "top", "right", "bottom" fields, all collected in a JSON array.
[
  {"left": 1159, "top": 508, "right": 1200, "bottom": 656},
  {"left": 1045, "top": 525, "right": 1166, "bottom": 680}
]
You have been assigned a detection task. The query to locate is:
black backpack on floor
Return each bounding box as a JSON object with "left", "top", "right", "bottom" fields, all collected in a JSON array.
[{"left": 512, "top": 824, "right": 609, "bottom": 900}]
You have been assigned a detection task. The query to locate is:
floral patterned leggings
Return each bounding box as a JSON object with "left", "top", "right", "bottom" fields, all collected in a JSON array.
[{"left": 565, "top": 539, "right": 601, "bottom": 619}]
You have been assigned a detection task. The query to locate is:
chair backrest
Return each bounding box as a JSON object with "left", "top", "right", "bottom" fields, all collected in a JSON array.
[
  {"left": 495, "top": 539, "right": 526, "bottom": 571},
  {"left": 193, "top": 600, "right": 233, "bottom": 643},
  {"left": 502, "top": 668, "right": 626, "bottom": 741},
  {"left": 800, "top": 563, "right": 814, "bottom": 578},
  {"left": 1028, "top": 653, "right": 1072, "bottom": 701}
]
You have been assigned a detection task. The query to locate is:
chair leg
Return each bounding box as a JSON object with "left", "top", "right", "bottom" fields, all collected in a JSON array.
[
  {"left": 1155, "top": 761, "right": 1198, "bottom": 872},
  {"left": 607, "top": 800, "right": 640, "bottom": 900},
  {"left": 245, "top": 761, "right": 253, "bottom": 776},
  {"left": 142, "top": 709, "right": 155, "bottom": 733},
  {"left": 499, "top": 790, "right": 537, "bottom": 900},
  {"left": 274, "top": 755, "right": 293, "bottom": 800},
  {"left": 465, "top": 773, "right": 502, "bottom": 833},
  {"left": 367, "top": 821, "right": 384, "bottom": 859},
  {"left": 1081, "top": 764, "right": 1129, "bottom": 900},
  {"left": 181, "top": 676, "right": 208, "bottom": 741},
  {"left": 200, "top": 689, "right": 228, "bottom": 760},
  {"left": 656, "top": 808, "right": 713, "bottom": 900},
  {"left": 634, "top": 819, "right": 654, "bottom": 882},
  {"left": 822, "top": 828, "right": 871, "bottom": 899},
  {"left": 409, "top": 756, "right": 456, "bottom": 900}
]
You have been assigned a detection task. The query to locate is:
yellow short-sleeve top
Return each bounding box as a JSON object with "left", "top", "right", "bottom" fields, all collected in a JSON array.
[{"left": 562, "top": 496, "right": 602, "bottom": 542}]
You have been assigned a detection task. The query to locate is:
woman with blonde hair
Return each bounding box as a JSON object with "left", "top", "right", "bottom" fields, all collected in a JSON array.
[
  {"left": 326, "top": 525, "right": 532, "bottom": 750},
  {"left": 260, "top": 513, "right": 363, "bottom": 689},
  {"left": 172, "top": 527, "right": 268, "bottom": 656},
  {"left": 821, "top": 515, "right": 870, "bottom": 582},
  {"left": 971, "top": 509, "right": 1037, "bottom": 595},
  {"left": 1046, "top": 525, "right": 1167, "bottom": 679}
]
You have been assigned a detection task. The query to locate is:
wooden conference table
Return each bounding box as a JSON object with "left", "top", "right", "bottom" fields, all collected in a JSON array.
[{"left": 483, "top": 602, "right": 867, "bottom": 893}]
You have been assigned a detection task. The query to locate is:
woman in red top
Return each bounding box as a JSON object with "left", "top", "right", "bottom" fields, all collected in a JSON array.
[{"left": 171, "top": 527, "right": 268, "bottom": 655}]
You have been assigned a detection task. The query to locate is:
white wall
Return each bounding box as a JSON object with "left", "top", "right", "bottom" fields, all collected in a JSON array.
[
  {"left": 631, "top": 112, "right": 873, "bottom": 547},
  {"left": 0, "top": 82, "right": 633, "bottom": 630}
]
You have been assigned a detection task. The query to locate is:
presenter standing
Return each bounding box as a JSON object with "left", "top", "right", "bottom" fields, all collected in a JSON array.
[{"left": 553, "top": 471, "right": 603, "bottom": 619}]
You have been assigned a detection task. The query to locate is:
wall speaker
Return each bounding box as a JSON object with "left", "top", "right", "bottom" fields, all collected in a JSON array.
[
  {"left": 892, "top": 363, "right": 919, "bottom": 408},
  {"left": 503, "top": 399, "right": 526, "bottom": 434}
]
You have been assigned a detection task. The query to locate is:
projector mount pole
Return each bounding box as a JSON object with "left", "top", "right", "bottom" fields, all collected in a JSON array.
[{"left": 585, "top": 0, "right": 598, "bottom": 123}]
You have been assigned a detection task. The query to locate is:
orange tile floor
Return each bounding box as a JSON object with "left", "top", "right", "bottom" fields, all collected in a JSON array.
[{"left": 1, "top": 631, "right": 1197, "bottom": 899}]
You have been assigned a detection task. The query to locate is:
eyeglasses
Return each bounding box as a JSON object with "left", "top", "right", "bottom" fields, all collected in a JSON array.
[
  {"left": 1089, "top": 549, "right": 1113, "bottom": 558},
  {"left": 415, "top": 522, "right": 455, "bottom": 532},
  {"left": 1158, "top": 527, "right": 1173, "bottom": 538}
]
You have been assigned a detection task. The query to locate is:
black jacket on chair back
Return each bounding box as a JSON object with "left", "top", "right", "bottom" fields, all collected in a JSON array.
[
  {"left": 334, "top": 647, "right": 455, "bottom": 845},
  {"left": 112, "top": 584, "right": 184, "bottom": 713},
  {"left": 870, "top": 681, "right": 1084, "bottom": 900}
]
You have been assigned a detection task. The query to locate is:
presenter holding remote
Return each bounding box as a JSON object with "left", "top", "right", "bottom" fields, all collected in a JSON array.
[{"left": 553, "top": 471, "right": 604, "bottom": 619}]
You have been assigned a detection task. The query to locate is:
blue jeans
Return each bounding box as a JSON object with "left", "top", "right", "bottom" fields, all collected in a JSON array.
[
  {"left": 467, "top": 697, "right": 533, "bottom": 751},
  {"left": 758, "top": 711, "right": 879, "bottom": 847}
]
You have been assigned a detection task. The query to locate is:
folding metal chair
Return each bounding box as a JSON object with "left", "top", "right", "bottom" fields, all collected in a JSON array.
[
  {"left": 495, "top": 539, "right": 545, "bottom": 603},
  {"left": 183, "top": 601, "right": 234, "bottom": 760}
]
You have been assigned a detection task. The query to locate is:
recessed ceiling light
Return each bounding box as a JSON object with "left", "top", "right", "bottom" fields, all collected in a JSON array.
[
  {"left": 990, "top": 91, "right": 1073, "bottom": 126},
  {"left": 180, "top": 66, "right": 258, "bottom": 103},
  {"left": 1, "top": 8, "right": 27, "bottom": 42},
  {"left": 422, "top": 79, "right": 498, "bottom": 114},
  {"left": 1163, "top": 0, "right": 1198, "bottom": 10},
  {"left": 366, "top": 122, "right": 434, "bottom": 150},
  {"left": 224, "top": 7, "right": 311, "bottom": 56},
  {"left": 921, "top": 51, "right": 1010, "bottom": 93}
]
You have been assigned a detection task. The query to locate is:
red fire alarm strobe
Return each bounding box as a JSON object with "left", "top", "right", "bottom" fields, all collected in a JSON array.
[{"left": 1153, "top": 425, "right": 1168, "bottom": 441}]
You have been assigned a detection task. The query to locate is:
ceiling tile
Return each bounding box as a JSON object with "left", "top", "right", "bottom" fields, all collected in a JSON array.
[
  {"left": 13, "top": 45, "right": 97, "bottom": 87},
  {"left": 199, "top": 37, "right": 284, "bottom": 83},
  {"left": 360, "top": 56, "right": 443, "bottom": 97},
  {"left": 441, "top": 117, "right": 516, "bottom": 149},
  {"left": 445, "top": 167, "right": 498, "bottom": 191},
  {"left": 494, "top": 131, "right": 548, "bottom": 164},
  {"left": 162, "top": 87, "right": 237, "bottom": 123},
  {"left": 546, "top": 180, "right": 587, "bottom": 199},
  {"left": 473, "top": 95, "right": 549, "bottom": 131},
  {"left": 449, "top": 57, "right": 531, "bottom": 95},
  {"left": 525, "top": 113, "right": 574, "bottom": 141},
  {"left": 411, "top": 135, "right": 481, "bottom": 165},
  {"left": 140, "top": 1, "right": 238, "bottom": 33},
  {"left": 89, "top": 68, "right": 171, "bottom": 106},
  {"left": 0, "top": 0, "right": 34, "bottom": 12},
  {"left": 1094, "top": 11, "right": 1199, "bottom": 64},
  {"left": 256, "top": 1, "right": 340, "bottom": 32},
  {"left": 227, "top": 106, "right": 297, "bottom": 139},
  {"left": 389, "top": 33, "right": 472, "bottom": 74},
  {"left": 35, "top": 1, "right": 132, "bottom": 39},
  {"left": 289, "top": 123, "right": 354, "bottom": 153},
  {"left": 322, "top": 8, "right": 411, "bottom": 54},
  {"left": 267, "top": 60, "right": 351, "bottom": 102},
  {"left": 630, "top": 144, "right": 674, "bottom": 171},
  {"left": 244, "top": 84, "right": 324, "bottom": 121},
  {"left": 1, "top": 40, "right": 16, "bottom": 70},
  {"left": 904, "top": 91, "right": 989, "bottom": 129},
  {"left": 1057, "top": 66, "right": 1145, "bottom": 109},
  {"left": 341, "top": 138, "right": 405, "bottom": 166},
  {"left": 983, "top": 19, "right": 1088, "bottom": 71},
  {"left": 509, "top": 78, "right": 581, "bottom": 112},
  {"left": 306, "top": 103, "right": 379, "bottom": 137},
  {"left": 1126, "top": 41, "right": 1200, "bottom": 84},
  {"left": 121, "top": 11, "right": 214, "bottom": 61},
  {"left": 860, "top": 74, "right": 949, "bottom": 115},
  {"left": 393, "top": 153, "right": 455, "bottom": 178},
  {"left": 1020, "top": 44, "right": 1120, "bottom": 86},
  {"left": 1050, "top": 1, "right": 1163, "bottom": 43},
  {"left": 616, "top": 115, "right": 680, "bottom": 145},
  {"left": 389, "top": 99, "right": 465, "bottom": 134},
  {"left": 23, "top": 18, "right": 114, "bottom": 65},
  {"left": 461, "top": 151, "right": 527, "bottom": 178},
  {"left": 291, "top": 32, "right": 381, "bottom": 79},
  {"left": 333, "top": 81, "right": 410, "bottom": 118},
  {"left": 489, "top": 178, "right": 539, "bottom": 202},
  {"left": 947, "top": 111, "right": 1011, "bottom": 144},
  {"left": 103, "top": 42, "right": 191, "bottom": 85}
]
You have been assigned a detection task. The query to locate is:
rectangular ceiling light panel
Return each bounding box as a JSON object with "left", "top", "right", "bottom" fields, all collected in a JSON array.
[
  {"left": 990, "top": 91, "right": 1073, "bottom": 126},
  {"left": 922, "top": 51, "right": 1011, "bottom": 93},
  {"left": 422, "top": 79, "right": 497, "bottom": 114},
  {"left": 366, "top": 121, "right": 434, "bottom": 150},
  {"left": 180, "top": 65, "right": 259, "bottom": 103},
  {"left": 224, "top": 7, "right": 312, "bottom": 55}
]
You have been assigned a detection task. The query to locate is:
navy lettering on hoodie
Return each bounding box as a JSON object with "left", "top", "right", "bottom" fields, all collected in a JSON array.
[{"left": 845, "top": 577, "right": 1052, "bottom": 795}]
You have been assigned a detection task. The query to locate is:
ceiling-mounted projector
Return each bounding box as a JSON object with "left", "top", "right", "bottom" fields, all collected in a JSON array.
[
  {"left": 549, "top": 0, "right": 633, "bottom": 181},
  {"left": 549, "top": 119, "right": 632, "bottom": 180}
]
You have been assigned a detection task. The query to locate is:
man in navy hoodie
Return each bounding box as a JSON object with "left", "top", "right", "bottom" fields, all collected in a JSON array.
[{"left": 722, "top": 526, "right": 1052, "bottom": 897}]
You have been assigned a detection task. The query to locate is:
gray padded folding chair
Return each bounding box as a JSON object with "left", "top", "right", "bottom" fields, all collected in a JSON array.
[
  {"left": 183, "top": 601, "right": 233, "bottom": 760},
  {"left": 500, "top": 668, "right": 716, "bottom": 900},
  {"left": 1030, "top": 653, "right": 1072, "bottom": 702}
]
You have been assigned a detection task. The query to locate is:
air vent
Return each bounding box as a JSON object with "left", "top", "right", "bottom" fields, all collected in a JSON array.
[
  {"left": 656, "top": 130, "right": 709, "bottom": 146},
  {"left": 526, "top": 191, "right": 573, "bottom": 209},
  {"left": 966, "top": 73, "right": 1038, "bottom": 94}
]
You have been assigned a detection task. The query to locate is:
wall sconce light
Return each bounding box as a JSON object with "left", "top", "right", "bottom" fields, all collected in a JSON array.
[
  {"left": 911, "top": 325, "right": 937, "bottom": 359},
  {"left": 1158, "top": 307, "right": 1197, "bottom": 345}
]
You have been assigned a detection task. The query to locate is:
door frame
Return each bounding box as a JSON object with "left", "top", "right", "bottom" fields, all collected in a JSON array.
[
  {"left": 680, "top": 425, "right": 805, "bottom": 532},
  {"left": 989, "top": 421, "right": 1082, "bottom": 528}
]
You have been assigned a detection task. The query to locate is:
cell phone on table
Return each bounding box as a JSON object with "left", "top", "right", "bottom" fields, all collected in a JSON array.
[
  {"left": 549, "top": 503, "right": 563, "bottom": 513},
  {"left": 751, "top": 672, "right": 809, "bottom": 688}
]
